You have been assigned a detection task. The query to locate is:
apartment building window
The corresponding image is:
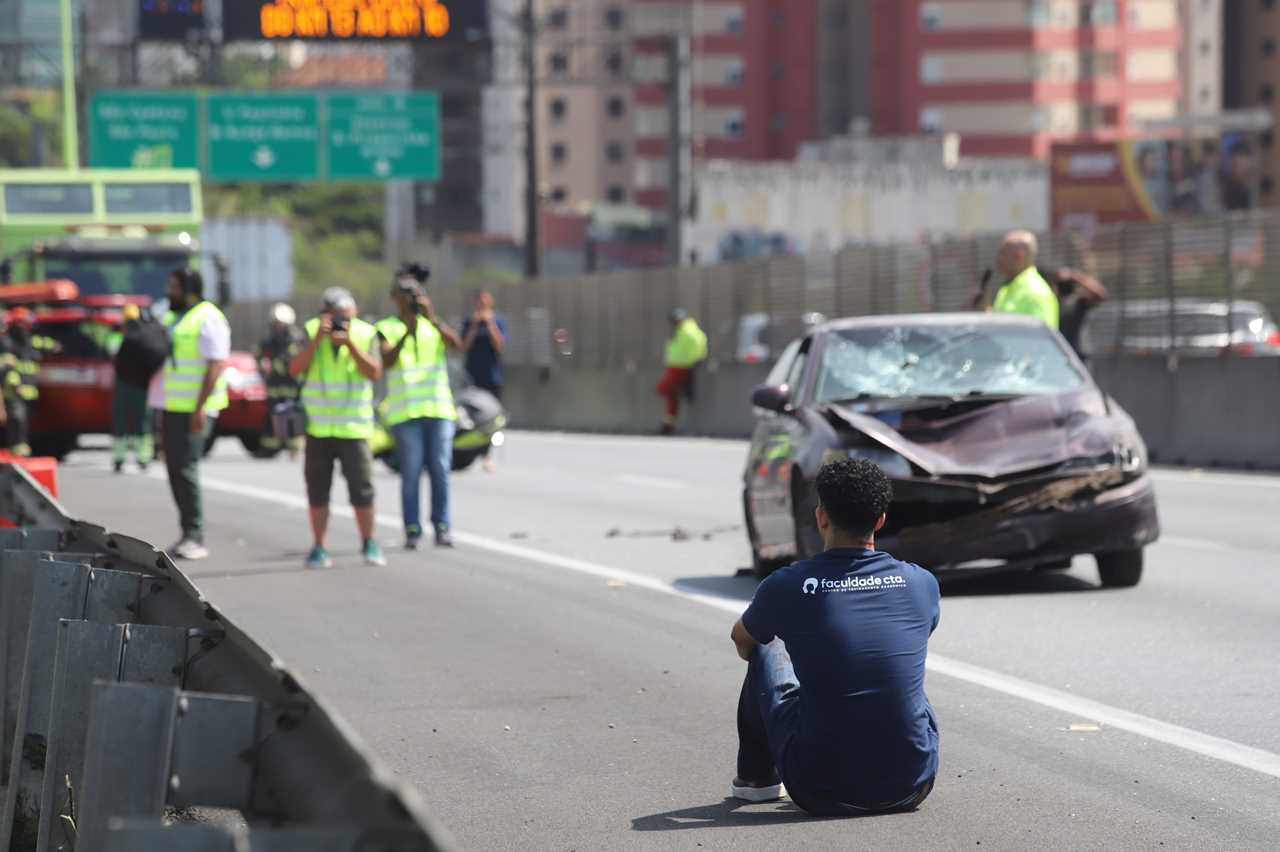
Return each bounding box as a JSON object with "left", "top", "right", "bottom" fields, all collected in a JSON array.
[
  {"left": 725, "top": 10, "right": 745, "bottom": 34},
  {"left": 724, "top": 61, "right": 746, "bottom": 87},
  {"left": 550, "top": 143, "right": 568, "bottom": 165},
  {"left": 920, "top": 3, "right": 941, "bottom": 31},
  {"left": 606, "top": 185, "right": 627, "bottom": 204},
  {"left": 1264, "top": 38, "right": 1276, "bottom": 58},
  {"left": 546, "top": 8, "right": 568, "bottom": 29},
  {"left": 607, "top": 96, "right": 626, "bottom": 119},
  {"left": 1081, "top": 51, "right": 1119, "bottom": 79},
  {"left": 550, "top": 98, "right": 567, "bottom": 121},
  {"left": 1262, "top": 83, "right": 1276, "bottom": 103},
  {"left": 725, "top": 117, "right": 745, "bottom": 138},
  {"left": 605, "top": 50, "right": 625, "bottom": 78},
  {"left": 605, "top": 141, "right": 626, "bottom": 163},
  {"left": 1080, "top": 104, "right": 1119, "bottom": 131},
  {"left": 604, "top": 7, "right": 625, "bottom": 31},
  {"left": 550, "top": 187, "right": 568, "bottom": 203},
  {"left": 549, "top": 52, "right": 569, "bottom": 75},
  {"left": 1080, "top": 1, "right": 1117, "bottom": 27}
]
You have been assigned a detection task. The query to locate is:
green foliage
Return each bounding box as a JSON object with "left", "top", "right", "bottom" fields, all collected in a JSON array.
[
  {"left": 204, "top": 182, "right": 387, "bottom": 302},
  {"left": 0, "top": 103, "right": 33, "bottom": 166}
]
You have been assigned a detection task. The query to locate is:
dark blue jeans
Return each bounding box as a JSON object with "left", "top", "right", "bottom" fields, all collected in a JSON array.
[
  {"left": 736, "top": 640, "right": 935, "bottom": 817},
  {"left": 392, "top": 416, "right": 455, "bottom": 532}
]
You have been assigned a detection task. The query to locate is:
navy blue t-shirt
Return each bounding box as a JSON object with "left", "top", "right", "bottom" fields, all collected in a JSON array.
[
  {"left": 742, "top": 548, "right": 940, "bottom": 804},
  {"left": 461, "top": 314, "right": 507, "bottom": 388}
]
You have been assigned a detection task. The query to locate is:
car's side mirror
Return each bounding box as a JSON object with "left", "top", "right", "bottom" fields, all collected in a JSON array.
[{"left": 751, "top": 384, "right": 791, "bottom": 414}]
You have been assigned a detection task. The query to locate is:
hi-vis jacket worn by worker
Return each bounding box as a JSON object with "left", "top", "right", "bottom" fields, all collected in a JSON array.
[
  {"left": 301, "top": 316, "right": 378, "bottom": 440},
  {"left": 664, "top": 318, "right": 708, "bottom": 369},
  {"left": 374, "top": 315, "right": 457, "bottom": 427},
  {"left": 161, "top": 302, "right": 229, "bottom": 414}
]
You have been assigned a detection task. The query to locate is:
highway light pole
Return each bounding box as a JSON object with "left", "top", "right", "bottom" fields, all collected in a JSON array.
[
  {"left": 523, "top": 0, "right": 541, "bottom": 278},
  {"left": 59, "top": 0, "right": 79, "bottom": 168}
]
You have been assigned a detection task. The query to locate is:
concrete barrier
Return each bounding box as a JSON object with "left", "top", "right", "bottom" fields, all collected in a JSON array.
[{"left": 504, "top": 356, "right": 1280, "bottom": 470}]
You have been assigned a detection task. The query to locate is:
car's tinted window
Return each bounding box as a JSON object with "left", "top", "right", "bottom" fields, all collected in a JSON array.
[{"left": 813, "top": 324, "right": 1086, "bottom": 402}]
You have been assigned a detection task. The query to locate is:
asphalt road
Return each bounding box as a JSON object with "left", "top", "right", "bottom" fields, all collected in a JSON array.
[{"left": 58, "top": 433, "right": 1280, "bottom": 851}]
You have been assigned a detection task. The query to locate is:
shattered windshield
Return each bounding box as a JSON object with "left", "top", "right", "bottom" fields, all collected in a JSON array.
[{"left": 813, "top": 324, "right": 1087, "bottom": 403}]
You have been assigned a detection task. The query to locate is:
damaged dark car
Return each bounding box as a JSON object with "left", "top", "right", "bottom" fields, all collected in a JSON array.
[{"left": 743, "top": 314, "right": 1160, "bottom": 587}]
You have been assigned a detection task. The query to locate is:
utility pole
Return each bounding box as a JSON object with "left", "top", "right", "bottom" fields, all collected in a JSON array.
[
  {"left": 666, "top": 33, "right": 690, "bottom": 267},
  {"left": 58, "top": 0, "right": 79, "bottom": 168},
  {"left": 523, "top": 0, "right": 541, "bottom": 278}
]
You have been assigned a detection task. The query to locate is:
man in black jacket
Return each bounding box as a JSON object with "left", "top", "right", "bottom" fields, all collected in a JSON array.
[{"left": 111, "top": 304, "right": 167, "bottom": 472}]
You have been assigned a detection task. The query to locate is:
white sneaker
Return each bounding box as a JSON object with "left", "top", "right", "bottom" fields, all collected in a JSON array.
[
  {"left": 172, "top": 539, "right": 210, "bottom": 560},
  {"left": 730, "top": 778, "right": 787, "bottom": 802}
]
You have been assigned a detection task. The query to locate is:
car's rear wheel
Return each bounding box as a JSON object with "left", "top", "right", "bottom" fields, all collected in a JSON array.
[{"left": 1096, "top": 550, "right": 1144, "bottom": 588}]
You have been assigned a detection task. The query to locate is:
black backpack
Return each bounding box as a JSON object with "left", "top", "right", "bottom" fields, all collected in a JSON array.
[{"left": 114, "top": 319, "right": 170, "bottom": 388}]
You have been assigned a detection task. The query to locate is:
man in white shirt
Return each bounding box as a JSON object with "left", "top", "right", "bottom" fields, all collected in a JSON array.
[{"left": 148, "top": 268, "right": 230, "bottom": 560}]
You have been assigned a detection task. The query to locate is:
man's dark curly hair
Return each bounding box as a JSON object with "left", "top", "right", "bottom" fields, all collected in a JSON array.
[{"left": 815, "top": 458, "right": 894, "bottom": 537}]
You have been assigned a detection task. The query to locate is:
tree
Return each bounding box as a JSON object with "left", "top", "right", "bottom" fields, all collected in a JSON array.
[{"left": 0, "top": 103, "right": 33, "bottom": 167}]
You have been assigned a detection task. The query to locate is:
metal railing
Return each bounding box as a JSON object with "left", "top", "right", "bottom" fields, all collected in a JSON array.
[
  {"left": 0, "top": 463, "right": 455, "bottom": 852},
  {"left": 414, "top": 210, "right": 1280, "bottom": 372}
]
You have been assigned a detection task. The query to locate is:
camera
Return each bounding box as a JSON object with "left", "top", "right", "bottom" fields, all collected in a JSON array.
[{"left": 331, "top": 314, "right": 349, "bottom": 333}]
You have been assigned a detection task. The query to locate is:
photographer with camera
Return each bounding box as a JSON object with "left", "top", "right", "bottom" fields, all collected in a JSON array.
[
  {"left": 290, "top": 287, "right": 385, "bottom": 569},
  {"left": 376, "top": 264, "right": 463, "bottom": 551}
]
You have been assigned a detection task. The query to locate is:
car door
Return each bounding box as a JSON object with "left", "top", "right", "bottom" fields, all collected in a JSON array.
[{"left": 745, "top": 337, "right": 811, "bottom": 555}]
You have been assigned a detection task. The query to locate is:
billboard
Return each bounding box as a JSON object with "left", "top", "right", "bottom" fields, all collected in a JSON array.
[
  {"left": 222, "top": 0, "right": 489, "bottom": 42},
  {"left": 1051, "top": 137, "right": 1258, "bottom": 230}
]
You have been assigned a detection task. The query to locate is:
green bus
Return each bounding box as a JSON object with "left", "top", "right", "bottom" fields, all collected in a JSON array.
[{"left": 0, "top": 168, "right": 203, "bottom": 301}]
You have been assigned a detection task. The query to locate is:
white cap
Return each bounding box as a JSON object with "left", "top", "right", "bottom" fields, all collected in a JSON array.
[{"left": 271, "top": 303, "right": 297, "bottom": 326}]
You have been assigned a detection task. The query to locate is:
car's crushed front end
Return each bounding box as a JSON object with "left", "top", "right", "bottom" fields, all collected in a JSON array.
[{"left": 819, "top": 388, "right": 1161, "bottom": 576}]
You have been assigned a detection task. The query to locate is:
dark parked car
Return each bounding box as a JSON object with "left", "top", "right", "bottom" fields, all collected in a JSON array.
[{"left": 743, "top": 313, "right": 1160, "bottom": 587}]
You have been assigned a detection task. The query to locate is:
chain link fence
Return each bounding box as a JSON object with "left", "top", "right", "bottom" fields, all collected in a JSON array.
[{"left": 455, "top": 210, "right": 1280, "bottom": 371}]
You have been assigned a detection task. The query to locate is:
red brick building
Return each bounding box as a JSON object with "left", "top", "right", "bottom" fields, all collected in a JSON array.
[{"left": 869, "top": 0, "right": 1183, "bottom": 158}]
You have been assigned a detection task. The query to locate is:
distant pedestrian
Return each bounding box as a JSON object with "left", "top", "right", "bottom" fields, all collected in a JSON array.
[
  {"left": 729, "top": 459, "right": 939, "bottom": 815},
  {"left": 657, "top": 308, "right": 707, "bottom": 435},
  {"left": 290, "top": 288, "right": 385, "bottom": 569},
  {"left": 461, "top": 289, "right": 507, "bottom": 471},
  {"left": 1049, "top": 267, "right": 1108, "bottom": 360},
  {"left": 258, "top": 302, "right": 306, "bottom": 458},
  {"left": 151, "top": 269, "right": 230, "bottom": 561},
  {"left": 991, "top": 231, "right": 1059, "bottom": 329},
  {"left": 111, "top": 303, "right": 166, "bottom": 472},
  {"left": 376, "top": 265, "right": 462, "bottom": 550}
]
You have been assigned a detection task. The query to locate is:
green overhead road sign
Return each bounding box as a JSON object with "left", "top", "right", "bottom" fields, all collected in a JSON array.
[
  {"left": 206, "top": 93, "right": 321, "bottom": 181},
  {"left": 327, "top": 92, "right": 441, "bottom": 181},
  {"left": 87, "top": 89, "right": 442, "bottom": 183},
  {"left": 89, "top": 91, "right": 199, "bottom": 169}
]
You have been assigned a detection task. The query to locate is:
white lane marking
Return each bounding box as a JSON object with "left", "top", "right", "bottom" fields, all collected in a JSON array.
[
  {"left": 1158, "top": 535, "right": 1232, "bottom": 552},
  {"left": 185, "top": 472, "right": 1280, "bottom": 782},
  {"left": 1151, "top": 469, "right": 1280, "bottom": 490},
  {"left": 616, "top": 474, "right": 689, "bottom": 490}
]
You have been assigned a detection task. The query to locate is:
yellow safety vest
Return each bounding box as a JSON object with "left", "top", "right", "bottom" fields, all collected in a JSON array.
[
  {"left": 161, "top": 302, "right": 229, "bottom": 413},
  {"left": 302, "top": 316, "right": 378, "bottom": 440},
  {"left": 374, "top": 316, "right": 456, "bottom": 426}
]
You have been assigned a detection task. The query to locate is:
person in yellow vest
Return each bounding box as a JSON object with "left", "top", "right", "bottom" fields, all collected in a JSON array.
[
  {"left": 990, "top": 230, "right": 1059, "bottom": 330},
  {"left": 149, "top": 269, "right": 230, "bottom": 561},
  {"left": 376, "top": 266, "right": 463, "bottom": 550},
  {"left": 289, "top": 288, "right": 386, "bottom": 569},
  {"left": 0, "top": 307, "right": 46, "bottom": 456},
  {"left": 657, "top": 308, "right": 708, "bottom": 435}
]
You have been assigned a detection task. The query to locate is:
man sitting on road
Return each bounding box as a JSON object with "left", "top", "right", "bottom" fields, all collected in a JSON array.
[{"left": 729, "top": 458, "right": 940, "bottom": 815}]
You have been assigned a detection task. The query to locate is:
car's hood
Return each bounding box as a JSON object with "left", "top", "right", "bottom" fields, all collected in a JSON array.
[{"left": 825, "top": 389, "right": 1124, "bottom": 480}]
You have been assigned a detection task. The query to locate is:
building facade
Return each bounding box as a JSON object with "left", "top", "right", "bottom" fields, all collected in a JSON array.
[
  {"left": 1224, "top": 1, "right": 1280, "bottom": 208},
  {"left": 870, "top": 0, "right": 1183, "bottom": 158}
]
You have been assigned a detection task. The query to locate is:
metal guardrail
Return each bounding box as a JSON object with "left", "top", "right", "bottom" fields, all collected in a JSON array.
[{"left": 0, "top": 463, "right": 457, "bottom": 852}]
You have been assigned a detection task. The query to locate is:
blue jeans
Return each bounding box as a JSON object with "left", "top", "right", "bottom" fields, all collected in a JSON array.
[
  {"left": 737, "top": 641, "right": 935, "bottom": 817},
  {"left": 391, "top": 417, "right": 455, "bottom": 533}
]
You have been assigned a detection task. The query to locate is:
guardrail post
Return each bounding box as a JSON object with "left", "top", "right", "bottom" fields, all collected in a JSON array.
[
  {"left": 77, "top": 684, "right": 264, "bottom": 851},
  {"left": 1, "top": 560, "right": 163, "bottom": 851},
  {"left": 102, "top": 820, "right": 241, "bottom": 851},
  {"left": 35, "top": 621, "right": 189, "bottom": 852}
]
